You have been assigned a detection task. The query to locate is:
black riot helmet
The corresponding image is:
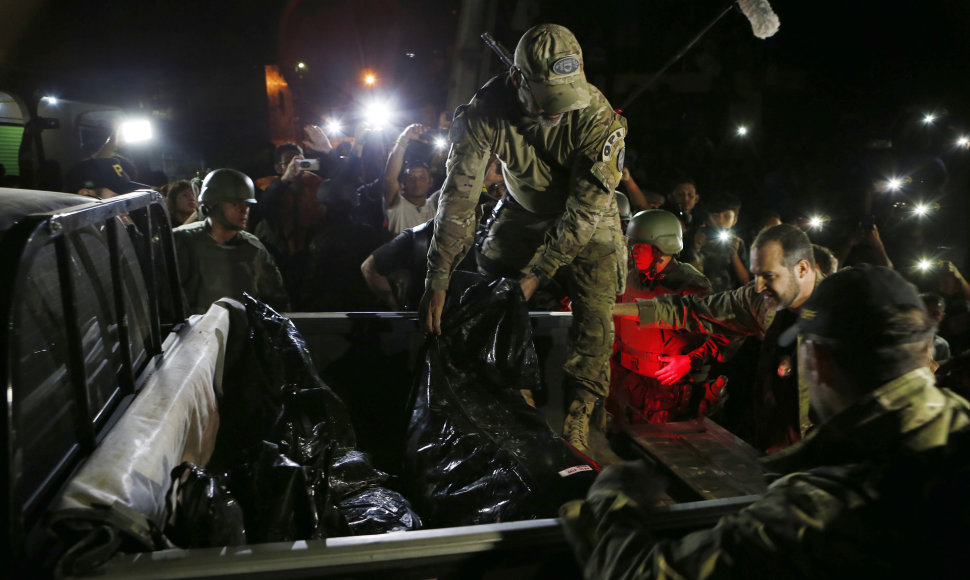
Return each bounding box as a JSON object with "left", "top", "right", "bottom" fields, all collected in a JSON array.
[{"left": 198, "top": 168, "right": 256, "bottom": 212}]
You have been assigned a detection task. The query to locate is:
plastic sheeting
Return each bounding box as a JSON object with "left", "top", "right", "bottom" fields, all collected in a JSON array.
[
  {"left": 54, "top": 301, "right": 229, "bottom": 526},
  {"left": 405, "top": 277, "right": 600, "bottom": 527}
]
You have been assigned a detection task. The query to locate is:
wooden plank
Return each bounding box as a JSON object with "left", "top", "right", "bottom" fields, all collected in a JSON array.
[{"left": 621, "top": 418, "right": 768, "bottom": 501}]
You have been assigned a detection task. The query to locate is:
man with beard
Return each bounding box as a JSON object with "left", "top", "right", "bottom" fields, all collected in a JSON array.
[
  {"left": 613, "top": 224, "right": 819, "bottom": 451},
  {"left": 419, "top": 23, "right": 628, "bottom": 450},
  {"left": 173, "top": 168, "right": 289, "bottom": 314}
]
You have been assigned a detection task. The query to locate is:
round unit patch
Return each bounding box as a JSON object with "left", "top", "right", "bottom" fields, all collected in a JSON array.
[{"left": 552, "top": 56, "right": 581, "bottom": 76}]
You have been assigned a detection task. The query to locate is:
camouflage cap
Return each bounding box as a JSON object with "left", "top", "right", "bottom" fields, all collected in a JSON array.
[{"left": 513, "top": 23, "right": 591, "bottom": 114}]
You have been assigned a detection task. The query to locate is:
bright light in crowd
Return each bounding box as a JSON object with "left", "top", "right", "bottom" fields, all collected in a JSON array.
[
  {"left": 362, "top": 100, "right": 393, "bottom": 129},
  {"left": 325, "top": 119, "right": 342, "bottom": 135},
  {"left": 42, "top": 96, "right": 58, "bottom": 105},
  {"left": 957, "top": 136, "right": 970, "bottom": 148},
  {"left": 296, "top": 62, "right": 307, "bottom": 70},
  {"left": 717, "top": 230, "right": 732, "bottom": 242},
  {"left": 917, "top": 258, "right": 934, "bottom": 272},
  {"left": 808, "top": 216, "right": 825, "bottom": 230},
  {"left": 433, "top": 136, "right": 448, "bottom": 150},
  {"left": 913, "top": 203, "right": 930, "bottom": 216},
  {"left": 736, "top": 125, "right": 749, "bottom": 137},
  {"left": 120, "top": 119, "right": 153, "bottom": 143},
  {"left": 922, "top": 113, "right": 936, "bottom": 125},
  {"left": 887, "top": 177, "right": 903, "bottom": 191}
]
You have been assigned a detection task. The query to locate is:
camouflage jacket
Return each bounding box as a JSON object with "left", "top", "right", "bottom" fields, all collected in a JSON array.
[
  {"left": 426, "top": 73, "right": 627, "bottom": 290},
  {"left": 561, "top": 368, "right": 970, "bottom": 578}
]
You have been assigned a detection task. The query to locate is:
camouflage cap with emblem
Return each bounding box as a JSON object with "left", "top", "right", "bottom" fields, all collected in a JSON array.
[{"left": 513, "top": 23, "right": 592, "bottom": 114}]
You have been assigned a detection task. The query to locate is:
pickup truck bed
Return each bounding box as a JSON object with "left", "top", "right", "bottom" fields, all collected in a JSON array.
[{"left": 1, "top": 189, "right": 764, "bottom": 578}]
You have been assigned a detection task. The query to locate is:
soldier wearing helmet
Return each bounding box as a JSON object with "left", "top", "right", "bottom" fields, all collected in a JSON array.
[
  {"left": 173, "top": 168, "right": 290, "bottom": 314},
  {"left": 420, "top": 23, "right": 628, "bottom": 451},
  {"left": 610, "top": 210, "right": 728, "bottom": 425}
]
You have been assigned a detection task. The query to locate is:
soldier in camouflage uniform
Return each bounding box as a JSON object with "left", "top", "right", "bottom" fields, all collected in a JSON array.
[
  {"left": 419, "top": 24, "right": 628, "bottom": 450},
  {"left": 562, "top": 265, "right": 970, "bottom": 578}
]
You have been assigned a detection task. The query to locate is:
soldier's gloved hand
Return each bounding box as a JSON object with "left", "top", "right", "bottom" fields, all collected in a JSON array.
[
  {"left": 656, "top": 354, "right": 692, "bottom": 386},
  {"left": 419, "top": 288, "right": 447, "bottom": 335},
  {"left": 281, "top": 156, "right": 304, "bottom": 184}
]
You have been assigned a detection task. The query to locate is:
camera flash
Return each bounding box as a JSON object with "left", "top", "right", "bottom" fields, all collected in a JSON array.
[
  {"left": 917, "top": 258, "right": 933, "bottom": 272},
  {"left": 736, "top": 125, "right": 748, "bottom": 137},
  {"left": 433, "top": 136, "right": 448, "bottom": 150},
  {"left": 325, "top": 119, "right": 342, "bottom": 135},
  {"left": 717, "top": 230, "right": 731, "bottom": 242},
  {"left": 922, "top": 113, "right": 936, "bottom": 125},
  {"left": 808, "top": 216, "right": 824, "bottom": 229}
]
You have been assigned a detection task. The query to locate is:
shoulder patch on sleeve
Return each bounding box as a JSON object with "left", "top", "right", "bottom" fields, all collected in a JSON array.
[{"left": 591, "top": 119, "right": 626, "bottom": 191}]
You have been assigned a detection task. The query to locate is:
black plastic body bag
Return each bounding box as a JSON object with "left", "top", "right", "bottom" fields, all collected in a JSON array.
[{"left": 405, "top": 276, "right": 599, "bottom": 527}]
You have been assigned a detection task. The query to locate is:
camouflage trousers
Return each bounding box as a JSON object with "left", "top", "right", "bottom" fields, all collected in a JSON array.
[{"left": 478, "top": 195, "right": 626, "bottom": 403}]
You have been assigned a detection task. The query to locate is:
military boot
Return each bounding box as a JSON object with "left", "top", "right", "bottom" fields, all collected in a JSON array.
[{"left": 563, "top": 399, "right": 595, "bottom": 450}]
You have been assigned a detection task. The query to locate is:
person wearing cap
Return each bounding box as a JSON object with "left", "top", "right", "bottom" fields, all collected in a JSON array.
[
  {"left": 173, "top": 168, "right": 289, "bottom": 314},
  {"left": 66, "top": 157, "right": 150, "bottom": 199},
  {"left": 610, "top": 210, "right": 729, "bottom": 425},
  {"left": 614, "top": 223, "right": 819, "bottom": 452},
  {"left": 419, "top": 23, "right": 628, "bottom": 450},
  {"left": 562, "top": 264, "right": 970, "bottom": 578},
  {"left": 383, "top": 123, "right": 438, "bottom": 235}
]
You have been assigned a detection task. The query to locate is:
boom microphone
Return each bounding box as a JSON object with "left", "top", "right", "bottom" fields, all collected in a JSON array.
[
  {"left": 737, "top": 0, "right": 780, "bottom": 39},
  {"left": 619, "top": 0, "right": 781, "bottom": 110}
]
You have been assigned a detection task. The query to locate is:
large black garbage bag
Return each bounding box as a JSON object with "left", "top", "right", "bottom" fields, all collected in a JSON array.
[
  {"left": 209, "top": 297, "right": 421, "bottom": 538},
  {"left": 243, "top": 295, "right": 356, "bottom": 450},
  {"left": 338, "top": 487, "right": 423, "bottom": 535},
  {"left": 165, "top": 462, "right": 246, "bottom": 548},
  {"left": 227, "top": 441, "right": 323, "bottom": 543},
  {"left": 405, "top": 277, "right": 599, "bottom": 527}
]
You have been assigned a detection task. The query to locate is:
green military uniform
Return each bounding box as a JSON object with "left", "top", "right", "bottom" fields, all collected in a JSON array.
[
  {"left": 561, "top": 367, "right": 970, "bottom": 578},
  {"left": 426, "top": 72, "right": 628, "bottom": 402},
  {"left": 633, "top": 276, "right": 822, "bottom": 451},
  {"left": 173, "top": 221, "right": 290, "bottom": 314}
]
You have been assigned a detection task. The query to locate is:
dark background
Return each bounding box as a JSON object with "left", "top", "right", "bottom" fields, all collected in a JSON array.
[{"left": 2, "top": 0, "right": 969, "bottom": 260}]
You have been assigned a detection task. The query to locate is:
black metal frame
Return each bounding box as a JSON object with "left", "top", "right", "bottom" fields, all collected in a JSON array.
[{"left": 0, "top": 190, "right": 186, "bottom": 560}]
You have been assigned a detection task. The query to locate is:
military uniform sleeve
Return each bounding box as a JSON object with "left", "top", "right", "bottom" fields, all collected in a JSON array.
[
  {"left": 636, "top": 281, "right": 767, "bottom": 338},
  {"left": 561, "top": 470, "right": 862, "bottom": 579},
  {"left": 425, "top": 106, "right": 493, "bottom": 291},
  {"left": 530, "top": 111, "right": 627, "bottom": 281}
]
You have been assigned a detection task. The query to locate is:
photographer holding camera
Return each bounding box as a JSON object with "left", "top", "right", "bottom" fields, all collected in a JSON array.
[
  {"left": 382, "top": 123, "right": 438, "bottom": 235},
  {"left": 254, "top": 124, "right": 335, "bottom": 305}
]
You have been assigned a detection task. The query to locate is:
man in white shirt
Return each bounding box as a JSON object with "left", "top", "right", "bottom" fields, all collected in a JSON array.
[{"left": 382, "top": 123, "right": 437, "bottom": 235}]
